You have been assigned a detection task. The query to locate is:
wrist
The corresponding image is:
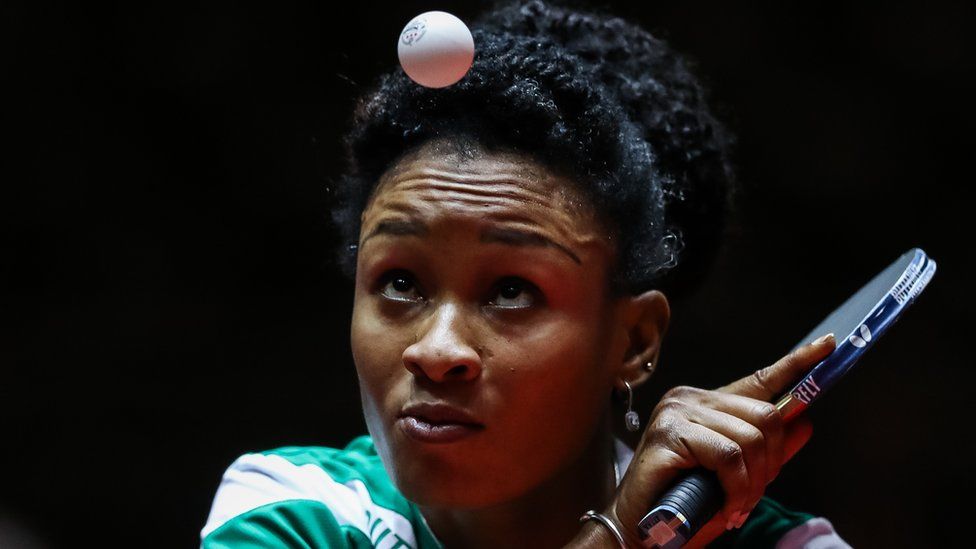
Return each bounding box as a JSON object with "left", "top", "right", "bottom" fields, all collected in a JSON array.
[
  {"left": 605, "top": 502, "right": 646, "bottom": 549},
  {"left": 576, "top": 509, "right": 631, "bottom": 549}
]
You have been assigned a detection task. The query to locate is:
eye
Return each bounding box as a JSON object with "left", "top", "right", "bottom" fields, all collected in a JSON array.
[
  {"left": 489, "top": 277, "right": 540, "bottom": 309},
  {"left": 377, "top": 270, "right": 423, "bottom": 302}
]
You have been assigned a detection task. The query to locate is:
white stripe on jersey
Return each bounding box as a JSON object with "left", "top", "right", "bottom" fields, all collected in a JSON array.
[{"left": 200, "top": 452, "right": 418, "bottom": 549}]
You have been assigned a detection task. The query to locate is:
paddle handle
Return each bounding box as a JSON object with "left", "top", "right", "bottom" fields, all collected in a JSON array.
[{"left": 636, "top": 469, "right": 723, "bottom": 548}]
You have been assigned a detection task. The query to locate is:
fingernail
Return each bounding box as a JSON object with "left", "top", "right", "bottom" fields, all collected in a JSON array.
[
  {"left": 813, "top": 333, "right": 835, "bottom": 346},
  {"left": 735, "top": 510, "right": 750, "bottom": 528},
  {"left": 726, "top": 511, "right": 740, "bottom": 530}
]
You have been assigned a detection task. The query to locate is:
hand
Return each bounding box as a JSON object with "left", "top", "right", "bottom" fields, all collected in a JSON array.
[{"left": 606, "top": 333, "right": 837, "bottom": 548}]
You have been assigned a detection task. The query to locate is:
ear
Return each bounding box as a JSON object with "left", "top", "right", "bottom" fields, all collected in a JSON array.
[{"left": 612, "top": 289, "right": 670, "bottom": 391}]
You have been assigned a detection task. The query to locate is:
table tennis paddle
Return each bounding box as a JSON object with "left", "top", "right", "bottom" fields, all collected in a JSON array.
[{"left": 636, "top": 247, "right": 937, "bottom": 548}]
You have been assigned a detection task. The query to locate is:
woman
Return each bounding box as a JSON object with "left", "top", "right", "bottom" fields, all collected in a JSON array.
[{"left": 201, "top": 1, "right": 852, "bottom": 547}]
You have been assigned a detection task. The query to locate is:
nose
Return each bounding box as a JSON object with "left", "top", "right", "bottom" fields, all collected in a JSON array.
[{"left": 402, "top": 301, "right": 483, "bottom": 383}]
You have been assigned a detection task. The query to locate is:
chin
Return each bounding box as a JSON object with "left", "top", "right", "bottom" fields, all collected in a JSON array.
[
  {"left": 384, "top": 436, "right": 530, "bottom": 509},
  {"left": 394, "top": 467, "right": 523, "bottom": 509}
]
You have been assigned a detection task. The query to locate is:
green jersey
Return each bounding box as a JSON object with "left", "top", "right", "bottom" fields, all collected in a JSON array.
[{"left": 201, "top": 435, "right": 850, "bottom": 548}]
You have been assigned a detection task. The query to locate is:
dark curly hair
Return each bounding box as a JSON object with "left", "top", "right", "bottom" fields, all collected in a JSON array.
[{"left": 328, "top": 0, "right": 736, "bottom": 298}]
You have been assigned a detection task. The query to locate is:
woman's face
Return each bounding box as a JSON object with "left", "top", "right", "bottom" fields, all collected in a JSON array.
[{"left": 350, "top": 140, "right": 629, "bottom": 508}]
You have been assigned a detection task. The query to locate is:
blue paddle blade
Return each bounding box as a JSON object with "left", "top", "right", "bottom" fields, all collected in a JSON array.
[{"left": 780, "top": 248, "right": 936, "bottom": 413}]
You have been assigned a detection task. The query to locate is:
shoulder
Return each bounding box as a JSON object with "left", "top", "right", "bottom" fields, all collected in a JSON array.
[
  {"left": 708, "top": 496, "right": 852, "bottom": 549},
  {"left": 201, "top": 435, "right": 439, "bottom": 549}
]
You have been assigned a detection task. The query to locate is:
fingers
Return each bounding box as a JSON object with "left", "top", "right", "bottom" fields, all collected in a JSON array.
[
  {"left": 660, "top": 387, "right": 786, "bottom": 485},
  {"left": 654, "top": 395, "right": 780, "bottom": 524},
  {"left": 717, "top": 333, "right": 837, "bottom": 400},
  {"left": 690, "top": 407, "right": 767, "bottom": 520},
  {"left": 645, "top": 392, "right": 775, "bottom": 526},
  {"left": 647, "top": 417, "right": 752, "bottom": 527},
  {"left": 678, "top": 419, "right": 814, "bottom": 548}
]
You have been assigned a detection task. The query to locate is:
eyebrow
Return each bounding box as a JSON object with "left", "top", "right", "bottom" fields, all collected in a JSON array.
[{"left": 360, "top": 218, "right": 582, "bottom": 265}]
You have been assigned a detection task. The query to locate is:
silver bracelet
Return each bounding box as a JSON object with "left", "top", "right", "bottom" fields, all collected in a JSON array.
[{"left": 579, "top": 510, "right": 627, "bottom": 549}]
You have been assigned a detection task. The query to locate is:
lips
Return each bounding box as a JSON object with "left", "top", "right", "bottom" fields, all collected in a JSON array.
[
  {"left": 396, "top": 401, "right": 485, "bottom": 443},
  {"left": 398, "top": 401, "right": 484, "bottom": 427}
]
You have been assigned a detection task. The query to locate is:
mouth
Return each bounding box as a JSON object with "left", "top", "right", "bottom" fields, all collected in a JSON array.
[
  {"left": 397, "top": 416, "right": 484, "bottom": 443},
  {"left": 397, "top": 401, "right": 485, "bottom": 444}
]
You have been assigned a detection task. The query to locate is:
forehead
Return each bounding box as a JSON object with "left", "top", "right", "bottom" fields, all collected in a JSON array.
[
  {"left": 368, "top": 140, "right": 590, "bottom": 215},
  {"left": 359, "top": 141, "right": 615, "bottom": 263}
]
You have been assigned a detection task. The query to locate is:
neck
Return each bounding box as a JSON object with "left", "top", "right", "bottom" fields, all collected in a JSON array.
[{"left": 418, "top": 415, "right": 620, "bottom": 549}]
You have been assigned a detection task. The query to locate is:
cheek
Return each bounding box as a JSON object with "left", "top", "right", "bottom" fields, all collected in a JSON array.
[
  {"left": 454, "top": 315, "right": 611, "bottom": 501},
  {"left": 492, "top": 314, "right": 612, "bottom": 442},
  {"left": 350, "top": 298, "right": 409, "bottom": 417}
]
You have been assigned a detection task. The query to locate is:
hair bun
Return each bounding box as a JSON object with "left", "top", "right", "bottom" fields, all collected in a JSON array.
[{"left": 475, "top": 0, "right": 736, "bottom": 297}]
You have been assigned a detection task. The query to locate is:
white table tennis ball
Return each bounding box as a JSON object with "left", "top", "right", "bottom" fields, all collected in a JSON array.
[{"left": 398, "top": 11, "right": 475, "bottom": 88}]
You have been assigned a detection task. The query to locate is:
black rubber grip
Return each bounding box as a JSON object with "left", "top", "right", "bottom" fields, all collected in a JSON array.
[
  {"left": 636, "top": 469, "right": 724, "bottom": 547},
  {"left": 658, "top": 469, "right": 724, "bottom": 526}
]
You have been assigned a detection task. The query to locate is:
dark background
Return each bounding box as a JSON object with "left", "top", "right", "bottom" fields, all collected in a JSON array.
[{"left": 2, "top": 1, "right": 972, "bottom": 547}]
